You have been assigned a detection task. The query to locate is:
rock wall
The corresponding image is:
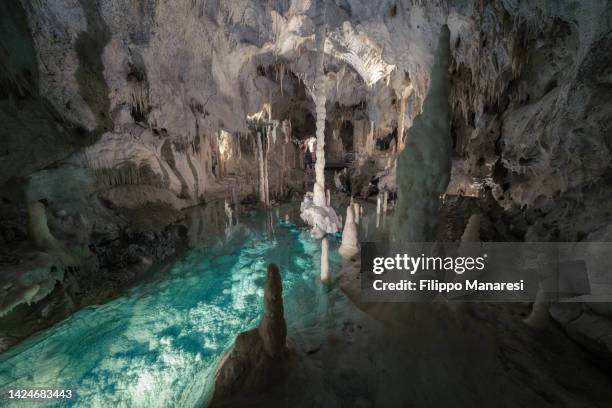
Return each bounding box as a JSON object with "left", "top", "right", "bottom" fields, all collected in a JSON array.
[{"left": 447, "top": 0, "right": 612, "bottom": 241}]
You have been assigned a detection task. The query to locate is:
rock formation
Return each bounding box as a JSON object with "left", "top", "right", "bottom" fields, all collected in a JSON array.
[
  {"left": 2, "top": 0, "right": 612, "bottom": 369},
  {"left": 299, "top": 0, "right": 340, "bottom": 239},
  {"left": 212, "top": 264, "right": 288, "bottom": 403},
  {"left": 391, "top": 25, "right": 452, "bottom": 242},
  {"left": 339, "top": 205, "right": 360, "bottom": 260}
]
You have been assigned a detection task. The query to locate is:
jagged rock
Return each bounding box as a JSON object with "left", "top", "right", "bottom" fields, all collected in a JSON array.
[{"left": 212, "top": 264, "right": 288, "bottom": 404}]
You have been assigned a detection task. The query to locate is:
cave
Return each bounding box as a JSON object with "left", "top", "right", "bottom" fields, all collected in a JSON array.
[{"left": 1, "top": 1, "right": 612, "bottom": 407}]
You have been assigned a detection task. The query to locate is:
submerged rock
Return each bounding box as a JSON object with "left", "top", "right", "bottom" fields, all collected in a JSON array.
[{"left": 211, "top": 263, "right": 288, "bottom": 404}]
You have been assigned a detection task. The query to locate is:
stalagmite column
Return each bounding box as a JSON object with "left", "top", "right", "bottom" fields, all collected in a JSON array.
[
  {"left": 299, "top": 0, "right": 340, "bottom": 239},
  {"left": 256, "top": 131, "right": 267, "bottom": 206},
  {"left": 312, "top": 96, "right": 326, "bottom": 207},
  {"left": 391, "top": 25, "right": 452, "bottom": 242},
  {"left": 339, "top": 206, "right": 360, "bottom": 259},
  {"left": 321, "top": 237, "right": 331, "bottom": 284},
  {"left": 312, "top": 0, "right": 327, "bottom": 208},
  {"left": 212, "top": 264, "right": 288, "bottom": 403}
]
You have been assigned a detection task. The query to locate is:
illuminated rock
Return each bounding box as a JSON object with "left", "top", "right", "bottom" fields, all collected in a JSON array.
[
  {"left": 212, "top": 264, "right": 288, "bottom": 402},
  {"left": 339, "top": 206, "right": 360, "bottom": 260}
]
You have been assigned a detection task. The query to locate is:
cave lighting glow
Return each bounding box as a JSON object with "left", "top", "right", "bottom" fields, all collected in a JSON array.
[{"left": 0, "top": 210, "right": 340, "bottom": 407}]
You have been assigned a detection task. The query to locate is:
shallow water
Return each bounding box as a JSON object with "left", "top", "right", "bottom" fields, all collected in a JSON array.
[{"left": 0, "top": 205, "right": 343, "bottom": 407}]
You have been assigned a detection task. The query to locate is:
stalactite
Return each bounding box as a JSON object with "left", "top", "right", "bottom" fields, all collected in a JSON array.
[
  {"left": 397, "top": 82, "right": 413, "bottom": 151},
  {"left": 264, "top": 126, "right": 271, "bottom": 206},
  {"left": 367, "top": 120, "right": 375, "bottom": 155},
  {"left": 256, "top": 131, "right": 267, "bottom": 205},
  {"left": 279, "top": 63, "right": 285, "bottom": 96}
]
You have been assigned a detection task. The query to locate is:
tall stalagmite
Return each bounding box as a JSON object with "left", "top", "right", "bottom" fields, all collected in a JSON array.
[
  {"left": 339, "top": 205, "right": 360, "bottom": 259},
  {"left": 212, "top": 264, "right": 287, "bottom": 403},
  {"left": 312, "top": 0, "right": 328, "bottom": 208},
  {"left": 391, "top": 25, "right": 452, "bottom": 242}
]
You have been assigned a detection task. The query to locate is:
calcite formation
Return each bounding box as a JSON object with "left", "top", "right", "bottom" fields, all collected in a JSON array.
[
  {"left": 3, "top": 0, "right": 612, "bottom": 366},
  {"left": 212, "top": 264, "right": 288, "bottom": 403},
  {"left": 339, "top": 205, "right": 360, "bottom": 259},
  {"left": 391, "top": 25, "right": 452, "bottom": 242}
]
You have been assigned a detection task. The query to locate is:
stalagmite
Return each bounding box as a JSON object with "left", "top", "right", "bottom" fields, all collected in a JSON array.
[
  {"left": 524, "top": 290, "right": 550, "bottom": 329},
  {"left": 334, "top": 171, "right": 342, "bottom": 191},
  {"left": 326, "top": 189, "right": 331, "bottom": 206},
  {"left": 28, "top": 202, "right": 78, "bottom": 266},
  {"left": 339, "top": 206, "right": 360, "bottom": 259},
  {"left": 376, "top": 194, "right": 382, "bottom": 215},
  {"left": 320, "top": 237, "right": 331, "bottom": 284},
  {"left": 353, "top": 202, "right": 360, "bottom": 224},
  {"left": 212, "top": 264, "right": 288, "bottom": 402},
  {"left": 391, "top": 25, "right": 452, "bottom": 242}
]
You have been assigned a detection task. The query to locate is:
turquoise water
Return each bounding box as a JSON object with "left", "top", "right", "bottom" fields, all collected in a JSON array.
[{"left": 0, "top": 207, "right": 341, "bottom": 407}]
